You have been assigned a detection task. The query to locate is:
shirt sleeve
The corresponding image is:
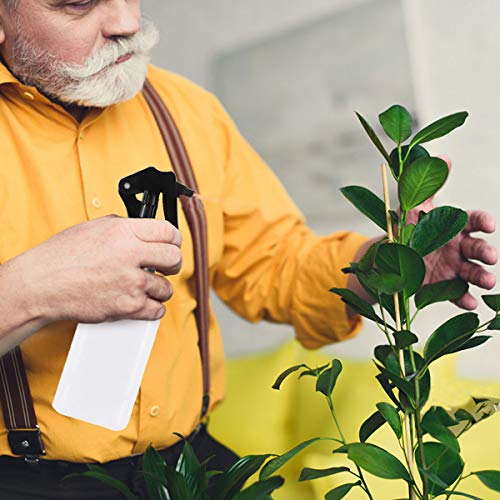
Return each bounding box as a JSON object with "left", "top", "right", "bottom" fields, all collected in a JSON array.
[{"left": 209, "top": 95, "right": 369, "bottom": 349}]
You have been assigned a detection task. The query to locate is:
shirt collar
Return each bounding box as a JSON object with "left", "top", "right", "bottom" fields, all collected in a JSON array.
[{"left": 0, "top": 59, "right": 20, "bottom": 85}]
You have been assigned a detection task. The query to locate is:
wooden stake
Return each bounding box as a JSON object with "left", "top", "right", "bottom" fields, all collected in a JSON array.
[{"left": 381, "top": 164, "right": 416, "bottom": 499}]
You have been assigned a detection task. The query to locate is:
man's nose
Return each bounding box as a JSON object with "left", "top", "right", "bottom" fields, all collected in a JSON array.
[{"left": 102, "top": 0, "right": 141, "bottom": 39}]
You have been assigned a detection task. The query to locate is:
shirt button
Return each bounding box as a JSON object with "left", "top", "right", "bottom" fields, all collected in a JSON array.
[
  {"left": 150, "top": 405, "right": 160, "bottom": 417},
  {"left": 23, "top": 91, "right": 35, "bottom": 101},
  {"left": 91, "top": 197, "right": 101, "bottom": 208}
]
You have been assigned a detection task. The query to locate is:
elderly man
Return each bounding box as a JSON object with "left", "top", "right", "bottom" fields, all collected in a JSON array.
[{"left": 0, "top": 0, "right": 497, "bottom": 498}]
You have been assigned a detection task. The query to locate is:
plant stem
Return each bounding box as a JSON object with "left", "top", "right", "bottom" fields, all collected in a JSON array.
[
  {"left": 382, "top": 164, "right": 418, "bottom": 500},
  {"left": 326, "top": 396, "right": 374, "bottom": 500}
]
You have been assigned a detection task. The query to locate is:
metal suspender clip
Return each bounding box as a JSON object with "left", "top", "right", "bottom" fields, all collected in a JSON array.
[{"left": 7, "top": 425, "right": 46, "bottom": 461}]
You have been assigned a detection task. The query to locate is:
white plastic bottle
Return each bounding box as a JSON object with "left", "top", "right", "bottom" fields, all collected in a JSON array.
[{"left": 52, "top": 318, "right": 161, "bottom": 431}]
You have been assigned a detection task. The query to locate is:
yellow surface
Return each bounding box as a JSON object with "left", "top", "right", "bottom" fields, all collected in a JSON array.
[
  {"left": 0, "top": 60, "right": 366, "bottom": 461},
  {"left": 210, "top": 340, "right": 500, "bottom": 499}
]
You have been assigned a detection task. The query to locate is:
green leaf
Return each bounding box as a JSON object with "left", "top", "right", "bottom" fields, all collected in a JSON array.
[
  {"left": 409, "top": 111, "right": 468, "bottom": 148},
  {"left": 357, "top": 240, "right": 384, "bottom": 272},
  {"left": 340, "top": 186, "right": 387, "bottom": 231},
  {"left": 415, "top": 442, "right": 463, "bottom": 495},
  {"left": 424, "top": 313, "right": 480, "bottom": 364},
  {"left": 299, "top": 466, "right": 350, "bottom": 482},
  {"left": 366, "top": 271, "right": 406, "bottom": 295},
  {"left": 329, "top": 287, "right": 383, "bottom": 324},
  {"left": 438, "top": 492, "right": 481, "bottom": 499},
  {"left": 425, "top": 406, "right": 458, "bottom": 427},
  {"left": 375, "top": 243, "right": 426, "bottom": 298},
  {"left": 482, "top": 294, "right": 500, "bottom": 312},
  {"left": 214, "top": 454, "right": 274, "bottom": 500},
  {"left": 376, "top": 402, "right": 402, "bottom": 439},
  {"left": 379, "top": 104, "right": 413, "bottom": 144},
  {"left": 488, "top": 316, "right": 500, "bottom": 330},
  {"left": 474, "top": 470, "right": 500, "bottom": 492},
  {"left": 410, "top": 207, "right": 468, "bottom": 256},
  {"left": 355, "top": 112, "right": 391, "bottom": 164},
  {"left": 142, "top": 445, "right": 170, "bottom": 500},
  {"left": 375, "top": 374, "right": 403, "bottom": 410},
  {"left": 448, "top": 335, "right": 491, "bottom": 354},
  {"left": 175, "top": 440, "right": 207, "bottom": 499},
  {"left": 259, "top": 438, "right": 323, "bottom": 480},
  {"left": 398, "top": 157, "right": 449, "bottom": 211},
  {"left": 346, "top": 443, "right": 410, "bottom": 481},
  {"left": 232, "top": 476, "right": 284, "bottom": 499},
  {"left": 359, "top": 410, "right": 386, "bottom": 442},
  {"left": 422, "top": 411, "right": 460, "bottom": 452},
  {"left": 376, "top": 365, "right": 415, "bottom": 401},
  {"left": 389, "top": 145, "right": 429, "bottom": 179},
  {"left": 415, "top": 279, "right": 469, "bottom": 310},
  {"left": 64, "top": 471, "right": 138, "bottom": 500},
  {"left": 393, "top": 330, "right": 418, "bottom": 349},
  {"left": 325, "top": 481, "right": 361, "bottom": 499},
  {"left": 316, "top": 360, "right": 343, "bottom": 397},
  {"left": 272, "top": 364, "right": 308, "bottom": 390}
]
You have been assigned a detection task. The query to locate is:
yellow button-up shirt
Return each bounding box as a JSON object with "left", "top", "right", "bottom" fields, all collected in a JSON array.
[{"left": 0, "top": 61, "right": 366, "bottom": 462}]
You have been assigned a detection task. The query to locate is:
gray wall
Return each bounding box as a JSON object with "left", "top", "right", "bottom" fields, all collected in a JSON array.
[{"left": 143, "top": 0, "right": 500, "bottom": 380}]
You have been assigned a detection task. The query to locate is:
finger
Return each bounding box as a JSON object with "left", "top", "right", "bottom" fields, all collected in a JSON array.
[
  {"left": 143, "top": 273, "right": 174, "bottom": 303},
  {"left": 129, "top": 218, "right": 182, "bottom": 247},
  {"left": 139, "top": 242, "right": 183, "bottom": 276},
  {"left": 452, "top": 292, "right": 478, "bottom": 310},
  {"left": 123, "top": 298, "right": 166, "bottom": 321},
  {"left": 458, "top": 262, "right": 496, "bottom": 290},
  {"left": 460, "top": 237, "right": 498, "bottom": 265},
  {"left": 464, "top": 211, "right": 496, "bottom": 234}
]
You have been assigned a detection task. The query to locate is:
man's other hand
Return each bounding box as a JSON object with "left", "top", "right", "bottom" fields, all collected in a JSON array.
[{"left": 408, "top": 156, "right": 497, "bottom": 310}]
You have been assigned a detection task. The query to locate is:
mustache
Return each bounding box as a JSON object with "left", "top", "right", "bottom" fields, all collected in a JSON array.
[{"left": 61, "top": 18, "right": 159, "bottom": 80}]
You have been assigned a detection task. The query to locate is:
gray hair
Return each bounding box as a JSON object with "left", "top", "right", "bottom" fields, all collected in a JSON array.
[{"left": 5, "top": 0, "right": 18, "bottom": 9}]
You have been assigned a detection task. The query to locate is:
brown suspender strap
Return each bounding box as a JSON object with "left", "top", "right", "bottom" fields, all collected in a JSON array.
[
  {"left": 142, "top": 79, "right": 211, "bottom": 418},
  {"left": 0, "top": 348, "right": 45, "bottom": 458},
  {"left": 0, "top": 79, "right": 211, "bottom": 459}
]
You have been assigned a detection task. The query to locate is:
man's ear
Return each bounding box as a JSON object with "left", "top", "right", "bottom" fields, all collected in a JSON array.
[{"left": 0, "top": 14, "right": 6, "bottom": 45}]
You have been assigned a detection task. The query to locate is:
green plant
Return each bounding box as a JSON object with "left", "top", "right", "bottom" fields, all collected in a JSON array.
[
  {"left": 67, "top": 432, "right": 330, "bottom": 499},
  {"left": 273, "top": 105, "right": 500, "bottom": 499}
]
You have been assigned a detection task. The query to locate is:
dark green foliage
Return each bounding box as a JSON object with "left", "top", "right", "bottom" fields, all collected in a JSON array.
[
  {"left": 379, "top": 105, "right": 413, "bottom": 144},
  {"left": 424, "top": 313, "right": 480, "bottom": 365},
  {"left": 408, "top": 111, "right": 468, "bottom": 148},
  {"left": 355, "top": 112, "right": 391, "bottom": 164},
  {"left": 482, "top": 294, "right": 500, "bottom": 312},
  {"left": 298, "top": 466, "right": 350, "bottom": 482},
  {"left": 410, "top": 207, "right": 468, "bottom": 256},
  {"left": 398, "top": 157, "right": 449, "bottom": 211},
  {"left": 415, "top": 279, "right": 469, "bottom": 310},
  {"left": 272, "top": 364, "right": 309, "bottom": 390},
  {"left": 325, "top": 481, "right": 361, "bottom": 499},
  {"left": 340, "top": 186, "right": 387, "bottom": 231},
  {"left": 389, "top": 144, "right": 429, "bottom": 179},
  {"left": 473, "top": 470, "right": 500, "bottom": 492},
  {"left": 343, "top": 443, "right": 410, "bottom": 481},
  {"left": 415, "top": 443, "right": 463, "bottom": 495},
  {"left": 316, "top": 360, "right": 343, "bottom": 397}
]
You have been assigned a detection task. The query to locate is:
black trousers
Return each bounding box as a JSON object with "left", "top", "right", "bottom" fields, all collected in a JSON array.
[{"left": 0, "top": 425, "right": 239, "bottom": 499}]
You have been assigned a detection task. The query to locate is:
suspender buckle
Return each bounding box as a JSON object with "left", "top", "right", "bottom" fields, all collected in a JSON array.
[
  {"left": 201, "top": 394, "right": 210, "bottom": 419},
  {"left": 8, "top": 426, "right": 46, "bottom": 457}
]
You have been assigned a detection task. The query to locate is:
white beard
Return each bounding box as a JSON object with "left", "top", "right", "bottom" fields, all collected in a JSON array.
[{"left": 9, "top": 18, "right": 160, "bottom": 108}]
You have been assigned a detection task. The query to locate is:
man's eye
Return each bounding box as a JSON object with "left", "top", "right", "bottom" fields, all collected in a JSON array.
[{"left": 66, "top": 0, "right": 94, "bottom": 8}]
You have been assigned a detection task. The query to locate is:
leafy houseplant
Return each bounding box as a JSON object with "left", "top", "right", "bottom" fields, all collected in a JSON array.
[
  {"left": 67, "top": 432, "right": 326, "bottom": 499},
  {"left": 273, "top": 105, "right": 500, "bottom": 499}
]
